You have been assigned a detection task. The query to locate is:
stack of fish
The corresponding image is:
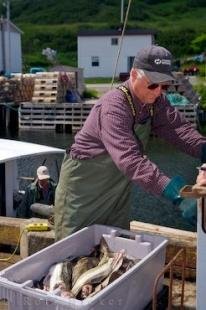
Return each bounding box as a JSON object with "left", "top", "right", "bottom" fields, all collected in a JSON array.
[{"left": 36, "top": 237, "right": 139, "bottom": 300}]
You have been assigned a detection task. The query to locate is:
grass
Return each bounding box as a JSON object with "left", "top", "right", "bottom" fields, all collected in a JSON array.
[
  {"left": 82, "top": 88, "right": 100, "bottom": 99},
  {"left": 85, "top": 77, "right": 119, "bottom": 84},
  {"left": 196, "top": 76, "right": 206, "bottom": 83}
]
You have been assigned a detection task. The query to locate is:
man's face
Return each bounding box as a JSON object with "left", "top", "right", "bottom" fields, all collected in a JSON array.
[
  {"left": 38, "top": 178, "right": 49, "bottom": 188},
  {"left": 130, "top": 68, "right": 166, "bottom": 104}
]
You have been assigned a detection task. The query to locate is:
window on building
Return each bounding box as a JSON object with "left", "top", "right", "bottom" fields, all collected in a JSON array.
[
  {"left": 91, "top": 56, "right": 99, "bottom": 67},
  {"left": 128, "top": 56, "right": 135, "bottom": 71},
  {"left": 111, "top": 38, "right": 118, "bottom": 45}
]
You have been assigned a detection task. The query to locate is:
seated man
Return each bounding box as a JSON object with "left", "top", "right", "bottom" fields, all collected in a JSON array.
[{"left": 16, "top": 166, "right": 56, "bottom": 218}]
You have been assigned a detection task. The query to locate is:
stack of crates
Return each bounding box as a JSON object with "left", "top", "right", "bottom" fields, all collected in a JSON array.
[
  {"left": 31, "top": 72, "right": 76, "bottom": 104},
  {"left": 166, "top": 72, "right": 199, "bottom": 127},
  {"left": 18, "top": 71, "right": 92, "bottom": 132},
  {"left": 0, "top": 75, "right": 35, "bottom": 103},
  {"left": 19, "top": 100, "right": 95, "bottom": 131},
  {"left": 13, "top": 74, "right": 35, "bottom": 103},
  {"left": 32, "top": 72, "right": 64, "bottom": 104},
  {"left": 0, "top": 225, "right": 168, "bottom": 310}
]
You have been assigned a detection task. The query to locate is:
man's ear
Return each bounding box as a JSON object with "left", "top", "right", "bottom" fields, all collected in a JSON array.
[{"left": 130, "top": 68, "right": 138, "bottom": 82}]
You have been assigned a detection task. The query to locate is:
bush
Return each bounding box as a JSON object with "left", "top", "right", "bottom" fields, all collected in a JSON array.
[
  {"left": 82, "top": 88, "right": 99, "bottom": 99},
  {"left": 191, "top": 34, "right": 206, "bottom": 53},
  {"left": 194, "top": 84, "right": 206, "bottom": 110}
]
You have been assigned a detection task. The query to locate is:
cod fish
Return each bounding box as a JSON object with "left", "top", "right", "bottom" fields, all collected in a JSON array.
[
  {"left": 43, "top": 262, "right": 63, "bottom": 291},
  {"left": 43, "top": 259, "right": 74, "bottom": 294},
  {"left": 72, "top": 257, "right": 99, "bottom": 287},
  {"left": 88, "top": 251, "right": 125, "bottom": 298},
  {"left": 90, "top": 237, "right": 110, "bottom": 262},
  {"left": 61, "top": 259, "right": 73, "bottom": 291},
  {"left": 71, "top": 251, "right": 124, "bottom": 297}
]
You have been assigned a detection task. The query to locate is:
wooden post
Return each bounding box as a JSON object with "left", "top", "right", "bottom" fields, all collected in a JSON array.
[
  {"left": 8, "top": 103, "right": 19, "bottom": 132},
  {"left": 0, "top": 104, "right": 6, "bottom": 132}
]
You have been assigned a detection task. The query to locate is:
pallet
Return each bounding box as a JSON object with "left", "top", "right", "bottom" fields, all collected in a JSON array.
[
  {"left": 36, "top": 72, "right": 60, "bottom": 79},
  {"left": 19, "top": 101, "right": 95, "bottom": 132},
  {"left": 33, "top": 90, "right": 58, "bottom": 97},
  {"left": 34, "top": 79, "right": 59, "bottom": 85},
  {"left": 31, "top": 97, "right": 63, "bottom": 103},
  {"left": 32, "top": 74, "right": 73, "bottom": 104},
  {"left": 34, "top": 85, "right": 58, "bottom": 91},
  {"left": 31, "top": 71, "right": 79, "bottom": 107}
]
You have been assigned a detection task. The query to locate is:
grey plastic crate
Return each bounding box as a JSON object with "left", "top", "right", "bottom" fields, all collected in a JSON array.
[{"left": 0, "top": 225, "right": 168, "bottom": 310}]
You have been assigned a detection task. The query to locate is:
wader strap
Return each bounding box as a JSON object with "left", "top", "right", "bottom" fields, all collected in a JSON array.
[
  {"left": 117, "top": 85, "right": 137, "bottom": 137},
  {"left": 117, "top": 85, "right": 136, "bottom": 117},
  {"left": 117, "top": 85, "right": 154, "bottom": 122},
  {"left": 117, "top": 85, "right": 153, "bottom": 152}
]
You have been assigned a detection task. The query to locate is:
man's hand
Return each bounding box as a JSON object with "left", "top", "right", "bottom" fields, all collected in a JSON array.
[{"left": 162, "top": 176, "right": 197, "bottom": 226}]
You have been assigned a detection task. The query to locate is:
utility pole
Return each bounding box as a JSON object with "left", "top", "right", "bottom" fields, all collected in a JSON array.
[{"left": 120, "top": 0, "right": 124, "bottom": 24}]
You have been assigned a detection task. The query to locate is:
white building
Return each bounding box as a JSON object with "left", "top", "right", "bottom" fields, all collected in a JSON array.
[
  {"left": 0, "top": 18, "right": 22, "bottom": 74},
  {"left": 78, "top": 29, "right": 155, "bottom": 78}
]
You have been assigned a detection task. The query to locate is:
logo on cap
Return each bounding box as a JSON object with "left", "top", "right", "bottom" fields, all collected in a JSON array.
[{"left": 154, "top": 58, "right": 171, "bottom": 65}]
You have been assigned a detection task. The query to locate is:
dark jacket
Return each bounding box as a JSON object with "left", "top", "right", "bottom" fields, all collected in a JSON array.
[{"left": 16, "top": 179, "right": 56, "bottom": 218}]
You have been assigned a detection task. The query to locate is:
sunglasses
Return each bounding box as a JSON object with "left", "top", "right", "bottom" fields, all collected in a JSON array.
[
  {"left": 147, "top": 83, "right": 168, "bottom": 91},
  {"left": 197, "top": 166, "right": 206, "bottom": 171}
]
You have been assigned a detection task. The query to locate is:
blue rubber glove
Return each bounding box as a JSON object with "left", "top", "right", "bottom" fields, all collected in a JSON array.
[
  {"left": 178, "top": 198, "right": 197, "bottom": 226},
  {"left": 162, "top": 176, "right": 197, "bottom": 226},
  {"left": 201, "top": 144, "right": 206, "bottom": 163}
]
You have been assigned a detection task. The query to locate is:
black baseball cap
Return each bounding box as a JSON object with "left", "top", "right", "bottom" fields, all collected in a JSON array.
[{"left": 133, "top": 45, "right": 175, "bottom": 84}]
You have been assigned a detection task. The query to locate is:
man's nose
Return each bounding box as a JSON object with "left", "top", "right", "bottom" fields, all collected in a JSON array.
[{"left": 154, "top": 85, "right": 162, "bottom": 96}]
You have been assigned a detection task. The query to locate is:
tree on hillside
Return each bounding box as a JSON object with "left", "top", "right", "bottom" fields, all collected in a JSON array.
[{"left": 191, "top": 34, "right": 206, "bottom": 53}]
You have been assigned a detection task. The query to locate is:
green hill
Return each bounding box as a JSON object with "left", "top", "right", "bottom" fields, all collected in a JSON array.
[{"left": 0, "top": 0, "right": 205, "bottom": 71}]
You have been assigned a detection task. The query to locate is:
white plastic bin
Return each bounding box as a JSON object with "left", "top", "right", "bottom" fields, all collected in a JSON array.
[{"left": 0, "top": 225, "right": 168, "bottom": 310}]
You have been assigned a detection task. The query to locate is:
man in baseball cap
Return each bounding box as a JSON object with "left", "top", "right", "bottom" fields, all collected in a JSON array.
[
  {"left": 17, "top": 165, "right": 56, "bottom": 218},
  {"left": 54, "top": 44, "right": 206, "bottom": 240}
]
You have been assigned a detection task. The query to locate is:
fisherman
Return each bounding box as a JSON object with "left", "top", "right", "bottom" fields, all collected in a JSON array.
[
  {"left": 54, "top": 45, "right": 206, "bottom": 240},
  {"left": 16, "top": 166, "right": 56, "bottom": 218}
]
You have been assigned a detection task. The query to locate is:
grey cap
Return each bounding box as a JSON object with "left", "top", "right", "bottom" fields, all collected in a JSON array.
[{"left": 133, "top": 45, "right": 175, "bottom": 84}]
